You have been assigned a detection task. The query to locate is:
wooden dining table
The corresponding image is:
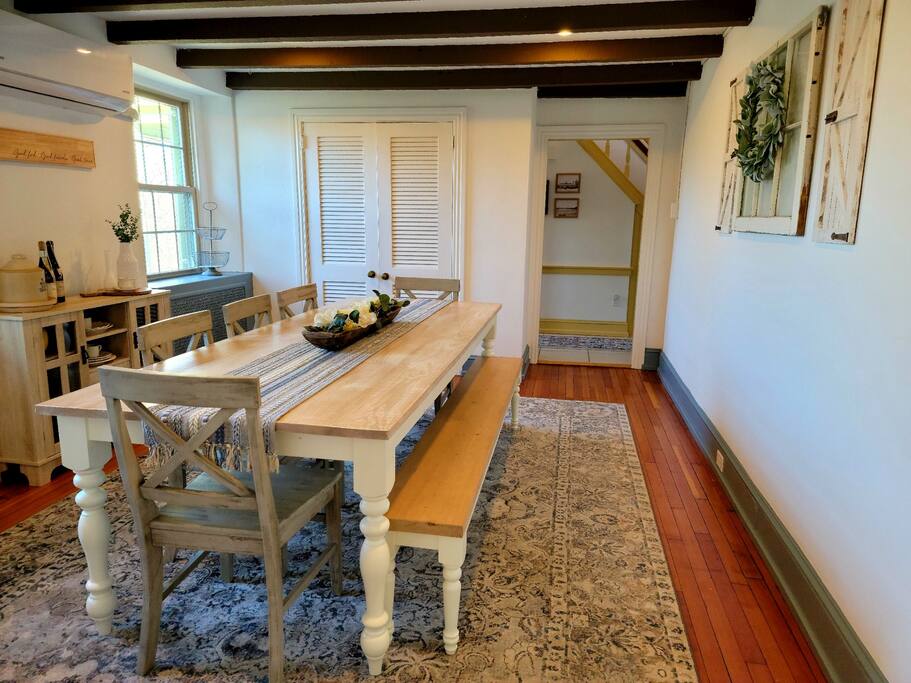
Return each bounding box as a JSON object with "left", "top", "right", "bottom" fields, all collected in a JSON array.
[{"left": 36, "top": 300, "right": 500, "bottom": 676}]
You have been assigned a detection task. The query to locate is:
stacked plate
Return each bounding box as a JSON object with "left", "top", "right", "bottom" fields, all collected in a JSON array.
[
  {"left": 86, "top": 321, "right": 114, "bottom": 336},
  {"left": 87, "top": 351, "right": 116, "bottom": 368}
]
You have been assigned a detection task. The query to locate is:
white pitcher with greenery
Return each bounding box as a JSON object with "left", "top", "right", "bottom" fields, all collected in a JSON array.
[{"left": 108, "top": 204, "right": 140, "bottom": 290}]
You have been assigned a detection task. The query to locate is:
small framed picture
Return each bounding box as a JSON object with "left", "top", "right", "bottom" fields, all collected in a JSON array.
[
  {"left": 554, "top": 197, "right": 579, "bottom": 218},
  {"left": 555, "top": 172, "right": 581, "bottom": 193}
]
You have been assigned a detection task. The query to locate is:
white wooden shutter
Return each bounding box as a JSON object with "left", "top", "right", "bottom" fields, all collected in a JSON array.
[
  {"left": 376, "top": 122, "right": 454, "bottom": 285},
  {"left": 318, "top": 135, "right": 368, "bottom": 263},
  {"left": 302, "top": 122, "right": 379, "bottom": 298},
  {"left": 814, "top": 0, "right": 886, "bottom": 244},
  {"left": 717, "top": 77, "right": 744, "bottom": 234}
]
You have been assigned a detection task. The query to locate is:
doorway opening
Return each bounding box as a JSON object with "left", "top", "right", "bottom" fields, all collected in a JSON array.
[{"left": 537, "top": 138, "right": 648, "bottom": 367}]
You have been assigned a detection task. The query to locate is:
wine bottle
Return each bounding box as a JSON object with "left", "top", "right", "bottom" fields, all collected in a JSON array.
[
  {"left": 45, "top": 240, "right": 66, "bottom": 303},
  {"left": 37, "top": 241, "right": 56, "bottom": 301}
]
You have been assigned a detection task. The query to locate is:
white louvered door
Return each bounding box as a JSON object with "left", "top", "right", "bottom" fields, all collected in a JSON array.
[
  {"left": 303, "top": 123, "right": 379, "bottom": 304},
  {"left": 376, "top": 122, "right": 454, "bottom": 295},
  {"left": 303, "top": 121, "right": 455, "bottom": 304}
]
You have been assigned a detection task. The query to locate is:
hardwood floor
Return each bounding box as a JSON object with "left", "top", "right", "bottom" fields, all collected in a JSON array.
[
  {"left": 0, "top": 365, "right": 825, "bottom": 682},
  {"left": 521, "top": 364, "right": 827, "bottom": 683}
]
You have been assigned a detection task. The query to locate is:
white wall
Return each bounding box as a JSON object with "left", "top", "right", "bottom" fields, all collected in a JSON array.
[
  {"left": 0, "top": 93, "right": 140, "bottom": 295},
  {"left": 0, "top": 4, "right": 243, "bottom": 291},
  {"left": 234, "top": 89, "right": 535, "bottom": 357},
  {"left": 536, "top": 98, "right": 687, "bottom": 350},
  {"left": 541, "top": 140, "right": 635, "bottom": 324},
  {"left": 663, "top": 0, "right": 910, "bottom": 678}
]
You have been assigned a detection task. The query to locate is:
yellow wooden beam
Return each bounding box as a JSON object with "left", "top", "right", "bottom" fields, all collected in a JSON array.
[
  {"left": 539, "top": 318, "right": 630, "bottom": 337},
  {"left": 542, "top": 265, "right": 633, "bottom": 277},
  {"left": 577, "top": 139, "right": 644, "bottom": 206}
]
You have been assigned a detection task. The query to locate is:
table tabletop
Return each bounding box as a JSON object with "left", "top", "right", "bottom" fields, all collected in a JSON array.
[{"left": 36, "top": 300, "right": 501, "bottom": 441}]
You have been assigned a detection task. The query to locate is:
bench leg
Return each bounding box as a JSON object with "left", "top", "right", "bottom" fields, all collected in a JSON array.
[
  {"left": 438, "top": 537, "right": 467, "bottom": 655},
  {"left": 385, "top": 542, "right": 399, "bottom": 638},
  {"left": 511, "top": 383, "right": 520, "bottom": 429}
]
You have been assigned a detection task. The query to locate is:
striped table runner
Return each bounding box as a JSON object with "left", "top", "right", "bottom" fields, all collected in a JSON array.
[{"left": 146, "top": 298, "right": 449, "bottom": 470}]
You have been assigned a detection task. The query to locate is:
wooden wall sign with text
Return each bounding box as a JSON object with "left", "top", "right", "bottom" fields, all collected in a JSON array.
[{"left": 0, "top": 127, "right": 95, "bottom": 169}]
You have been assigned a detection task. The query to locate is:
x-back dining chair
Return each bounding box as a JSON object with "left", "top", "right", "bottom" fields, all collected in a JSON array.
[
  {"left": 276, "top": 283, "right": 319, "bottom": 320},
  {"left": 136, "top": 310, "right": 214, "bottom": 367},
  {"left": 136, "top": 310, "right": 217, "bottom": 563},
  {"left": 392, "top": 276, "right": 461, "bottom": 302},
  {"left": 99, "top": 366, "right": 343, "bottom": 682},
  {"left": 223, "top": 294, "right": 274, "bottom": 338}
]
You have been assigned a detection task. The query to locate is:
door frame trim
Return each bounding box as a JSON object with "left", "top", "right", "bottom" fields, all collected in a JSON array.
[
  {"left": 292, "top": 107, "right": 467, "bottom": 297},
  {"left": 526, "top": 123, "right": 667, "bottom": 369}
]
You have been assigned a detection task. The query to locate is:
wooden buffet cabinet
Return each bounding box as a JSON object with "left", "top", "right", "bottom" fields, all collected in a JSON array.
[{"left": 0, "top": 290, "right": 170, "bottom": 485}]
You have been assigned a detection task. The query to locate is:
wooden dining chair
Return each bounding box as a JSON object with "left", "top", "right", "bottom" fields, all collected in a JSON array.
[
  {"left": 276, "top": 283, "right": 319, "bottom": 320},
  {"left": 223, "top": 294, "right": 274, "bottom": 338},
  {"left": 392, "top": 277, "right": 462, "bottom": 413},
  {"left": 99, "top": 366, "right": 343, "bottom": 682},
  {"left": 136, "top": 310, "right": 214, "bottom": 367},
  {"left": 393, "top": 276, "right": 461, "bottom": 301}
]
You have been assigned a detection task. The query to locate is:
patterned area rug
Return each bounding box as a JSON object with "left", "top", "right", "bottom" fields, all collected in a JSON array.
[
  {"left": 539, "top": 334, "right": 633, "bottom": 352},
  {"left": 0, "top": 398, "right": 696, "bottom": 682}
]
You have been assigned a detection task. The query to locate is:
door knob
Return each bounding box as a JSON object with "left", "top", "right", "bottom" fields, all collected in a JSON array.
[
  {"left": 381, "top": 272, "right": 389, "bottom": 280},
  {"left": 367, "top": 270, "right": 376, "bottom": 278}
]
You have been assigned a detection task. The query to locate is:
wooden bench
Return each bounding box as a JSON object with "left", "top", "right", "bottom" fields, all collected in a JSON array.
[{"left": 386, "top": 355, "right": 522, "bottom": 654}]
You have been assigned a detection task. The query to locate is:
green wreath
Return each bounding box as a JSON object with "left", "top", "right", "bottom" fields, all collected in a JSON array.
[{"left": 733, "top": 60, "right": 787, "bottom": 183}]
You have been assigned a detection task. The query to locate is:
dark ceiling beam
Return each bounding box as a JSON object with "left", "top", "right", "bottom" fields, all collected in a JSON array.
[
  {"left": 106, "top": 1, "right": 756, "bottom": 44},
  {"left": 225, "top": 62, "right": 702, "bottom": 90},
  {"left": 177, "top": 35, "right": 722, "bottom": 70},
  {"left": 13, "top": 0, "right": 391, "bottom": 11},
  {"left": 537, "top": 82, "right": 688, "bottom": 98}
]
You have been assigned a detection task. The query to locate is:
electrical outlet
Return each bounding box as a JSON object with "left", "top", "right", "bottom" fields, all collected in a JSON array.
[{"left": 715, "top": 450, "right": 725, "bottom": 472}]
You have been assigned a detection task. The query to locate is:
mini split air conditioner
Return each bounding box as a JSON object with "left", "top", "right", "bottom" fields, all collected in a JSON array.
[{"left": 0, "top": 9, "right": 133, "bottom": 117}]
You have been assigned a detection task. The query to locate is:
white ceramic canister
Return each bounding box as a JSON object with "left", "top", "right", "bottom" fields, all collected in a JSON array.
[{"left": 0, "top": 254, "right": 46, "bottom": 304}]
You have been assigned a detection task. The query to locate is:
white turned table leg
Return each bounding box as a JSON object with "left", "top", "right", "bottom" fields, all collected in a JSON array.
[
  {"left": 385, "top": 542, "right": 398, "bottom": 637},
  {"left": 353, "top": 441, "right": 395, "bottom": 676},
  {"left": 481, "top": 323, "right": 496, "bottom": 357},
  {"left": 74, "top": 467, "right": 116, "bottom": 635},
  {"left": 439, "top": 537, "right": 467, "bottom": 655},
  {"left": 59, "top": 417, "right": 117, "bottom": 636}
]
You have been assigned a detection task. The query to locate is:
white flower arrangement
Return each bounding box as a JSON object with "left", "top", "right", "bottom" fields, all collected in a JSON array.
[
  {"left": 312, "top": 297, "right": 378, "bottom": 331},
  {"left": 310, "top": 291, "right": 410, "bottom": 334}
]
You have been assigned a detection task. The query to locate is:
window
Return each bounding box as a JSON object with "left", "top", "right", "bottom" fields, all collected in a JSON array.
[
  {"left": 133, "top": 91, "right": 198, "bottom": 276},
  {"left": 716, "top": 8, "right": 828, "bottom": 236}
]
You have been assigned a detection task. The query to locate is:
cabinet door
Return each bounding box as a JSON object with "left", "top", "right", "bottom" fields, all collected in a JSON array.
[{"left": 36, "top": 312, "right": 86, "bottom": 451}]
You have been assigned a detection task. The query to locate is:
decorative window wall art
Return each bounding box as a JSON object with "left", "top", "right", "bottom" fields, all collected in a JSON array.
[
  {"left": 814, "top": 0, "right": 886, "bottom": 245},
  {"left": 716, "top": 7, "right": 828, "bottom": 236}
]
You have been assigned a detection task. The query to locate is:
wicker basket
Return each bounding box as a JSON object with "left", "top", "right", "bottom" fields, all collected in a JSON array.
[{"left": 302, "top": 306, "right": 402, "bottom": 351}]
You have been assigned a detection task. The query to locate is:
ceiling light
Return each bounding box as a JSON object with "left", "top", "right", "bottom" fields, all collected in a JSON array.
[
  {"left": 76, "top": 48, "right": 92, "bottom": 54},
  {"left": 557, "top": 29, "right": 573, "bottom": 37}
]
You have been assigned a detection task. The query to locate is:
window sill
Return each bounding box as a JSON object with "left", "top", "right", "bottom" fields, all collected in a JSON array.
[{"left": 152, "top": 271, "right": 253, "bottom": 298}]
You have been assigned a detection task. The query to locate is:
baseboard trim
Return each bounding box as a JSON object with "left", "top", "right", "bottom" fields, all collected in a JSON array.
[
  {"left": 642, "top": 347, "right": 661, "bottom": 371},
  {"left": 657, "top": 353, "right": 886, "bottom": 683}
]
